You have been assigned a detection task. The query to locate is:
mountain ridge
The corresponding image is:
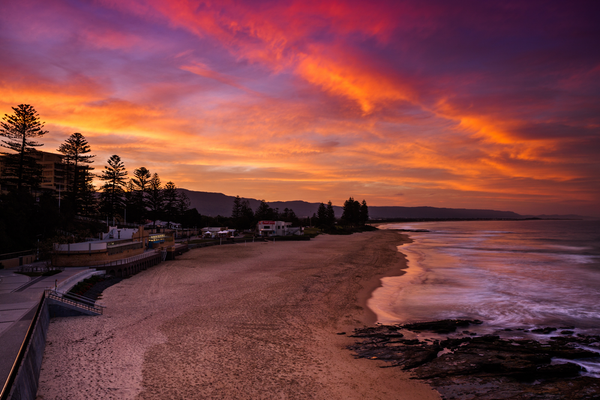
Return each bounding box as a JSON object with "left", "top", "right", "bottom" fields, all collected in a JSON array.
[{"left": 178, "top": 189, "right": 592, "bottom": 220}]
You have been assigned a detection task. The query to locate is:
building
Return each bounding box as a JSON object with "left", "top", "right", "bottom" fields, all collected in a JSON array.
[
  {"left": 257, "top": 221, "right": 303, "bottom": 237},
  {"left": 52, "top": 225, "right": 175, "bottom": 267},
  {"left": 37, "top": 151, "right": 67, "bottom": 193},
  {"left": 0, "top": 150, "right": 66, "bottom": 194}
]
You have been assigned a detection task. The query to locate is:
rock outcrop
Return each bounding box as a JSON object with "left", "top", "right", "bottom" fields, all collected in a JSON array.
[{"left": 348, "top": 320, "right": 600, "bottom": 399}]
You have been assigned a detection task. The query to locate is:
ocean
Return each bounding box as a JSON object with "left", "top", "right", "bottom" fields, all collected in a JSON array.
[{"left": 371, "top": 220, "right": 600, "bottom": 335}]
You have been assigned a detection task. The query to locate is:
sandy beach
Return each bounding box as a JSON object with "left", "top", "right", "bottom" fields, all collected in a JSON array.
[{"left": 36, "top": 231, "right": 440, "bottom": 399}]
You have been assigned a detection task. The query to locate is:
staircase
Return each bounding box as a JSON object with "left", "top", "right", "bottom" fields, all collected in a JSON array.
[{"left": 45, "top": 289, "right": 105, "bottom": 315}]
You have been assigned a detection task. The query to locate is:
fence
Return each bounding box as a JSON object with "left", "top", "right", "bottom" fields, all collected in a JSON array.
[
  {"left": 53, "top": 242, "right": 107, "bottom": 252},
  {"left": 89, "top": 250, "right": 160, "bottom": 269},
  {"left": 0, "top": 292, "right": 46, "bottom": 400}
]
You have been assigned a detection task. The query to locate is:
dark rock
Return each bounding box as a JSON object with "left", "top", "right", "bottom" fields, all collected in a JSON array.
[
  {"left": 349, "top": 321, "right": 600, "bottom": 399},
  {"left": 402, "top": 319, "right": 475, "bottom": 334},
  {"left": 531, "top": 327, "right": 558, "bottom": 334}
]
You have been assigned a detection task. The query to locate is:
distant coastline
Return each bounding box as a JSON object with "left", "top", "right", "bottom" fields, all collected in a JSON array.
[{"left": 179, "top": 188, "right": 595, "bottom": 220}]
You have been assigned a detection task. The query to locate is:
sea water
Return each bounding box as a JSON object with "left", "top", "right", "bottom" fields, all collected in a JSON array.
[
  {"left": 370, "top": 220, "right": 600, "bottom": 334},
  {"left": 370, "top": 219, "right": 600, "bottom": 376}
]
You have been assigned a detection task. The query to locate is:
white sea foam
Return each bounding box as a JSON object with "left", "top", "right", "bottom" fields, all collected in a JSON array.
[{"left": 372, "top": 220, "right": 600, "bottom": 333}]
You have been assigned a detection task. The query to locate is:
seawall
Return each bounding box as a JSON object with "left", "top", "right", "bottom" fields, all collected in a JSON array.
[{"left": 4, "top": 295, "right": 49, "bottom": 400}]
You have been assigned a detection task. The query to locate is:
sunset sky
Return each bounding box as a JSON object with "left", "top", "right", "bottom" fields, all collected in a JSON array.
[{"left": 1, "top": 0, "right": 599, "bottom": 217}]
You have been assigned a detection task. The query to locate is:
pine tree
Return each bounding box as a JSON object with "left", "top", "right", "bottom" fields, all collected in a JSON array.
[
  {"left": 176, "top": 190, "right": 190, "bottom": 218},
  {"left": 79, "top": 170, "right": 97, "bottom": 216},
  {"left": 148, "top": 173, "right": 164, "bottom": 227},
  {"left": 123, "top": 180, "right": 136, "bottom": 224},
  {"left": 232, "top": 195, "right": 243, "bottom": 220},
  {"left": 281, "top": 208, "right": 299, "bottom": 226},
  {"left": 130, "top": 167, "right": 151, "bottom": 222},
  {"left": 57, "top": 132, "right": 95, "bottom": 214},
  {"left": 240, "top": 199, "right": 254, "bottom": 230},
  {"left": 326, "top": 201, "right": 336, "bottom": 226},
  {"left": 99, "top": 155, "right": 128, "bottom": 220},
  {"left": 0, "top": 104, "right": 47, "bottom": 192},
  {"left": 342, "top": 197, "right": 361, "bottom": 226},
  {"left": 162, "top": 181, "right": 179, "bottom": 220},
  {"left": 359, "top": 199, "right": 369, "bottom": 225},
  {"left": 317, "top": 203, "right": 327, "bottom": 227},
  {"left": 255, "top": 200, "right": 276, "bottom": 221}
]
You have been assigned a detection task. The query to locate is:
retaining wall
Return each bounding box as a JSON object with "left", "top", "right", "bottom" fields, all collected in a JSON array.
[
  {"left": 52, "top": 245, "right": 145, "bottom": 267},
  {"left": 6, "top": 297, "right": 49, "bottom": 400},
  {"left": 0, "top": 255, "right": 36, "bottom": 269}
]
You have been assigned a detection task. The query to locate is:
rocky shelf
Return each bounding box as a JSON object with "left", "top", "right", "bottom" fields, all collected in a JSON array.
[{"left": 347, "top": 320, "right": 600, "bottom": 399}]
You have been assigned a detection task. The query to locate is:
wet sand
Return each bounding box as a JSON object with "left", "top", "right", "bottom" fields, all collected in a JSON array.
[{"left": 36, "top": 231, "right": 440, "bottom": 399}]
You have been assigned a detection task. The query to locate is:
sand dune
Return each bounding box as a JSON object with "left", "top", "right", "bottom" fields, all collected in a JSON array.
[{"left": 36, "top": 231, "right": 440, "bottom": 399}]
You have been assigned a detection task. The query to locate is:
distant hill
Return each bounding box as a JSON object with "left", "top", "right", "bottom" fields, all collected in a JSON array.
[
  {"left": 179, "top": 189, "right": 343, "bottom": 218},
  {"left": 179, "top": 189, "right": 532, "bottom": 220},
  {"left": 367, "top": 206, "right": 522, "bottom": 220}
]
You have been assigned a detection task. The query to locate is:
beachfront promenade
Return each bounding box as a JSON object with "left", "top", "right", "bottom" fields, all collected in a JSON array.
[
  {"left": 0, "top": 244, "right": 183, "bottom": 398},
  {"left": 0, "top": 266, "right": 95, "bottom": 396}
]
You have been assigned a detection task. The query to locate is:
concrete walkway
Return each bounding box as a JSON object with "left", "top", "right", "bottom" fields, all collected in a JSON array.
[{"left": 0, "top": 266, "right": 90, "bottom": 390}]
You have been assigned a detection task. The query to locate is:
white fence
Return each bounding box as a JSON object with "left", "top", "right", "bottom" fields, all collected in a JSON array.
[{"left": 53, "top": 242, "right": 107, "bottom": 252}]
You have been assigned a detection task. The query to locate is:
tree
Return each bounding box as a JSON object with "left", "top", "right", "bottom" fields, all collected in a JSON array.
[
  {"left": 147, "top": 173, "right": 164, "bottom": 226},
  {"left": 231, "top": 195, "right": 255, "bottom": 230},
  {"left": 317, "top": 203, "right": 327, "bottom": 227},
  {"left": 254, "top": 200, "right": 276, "bottom": 221},
  {"left": 99, "top": 155, "right": 128, "bottom": 220},
  {"left": 162, "top": 181, "right": 179, "bottom": 219},
  {"left": 232, "top": 195, "right": 243, "bottom": 220},
  {"left": 123, "top": 180, "right": 137, "bottom": 223},
  {"left": 131, "top": 167, "right": 151, "bottom": 192},
  {"left": 239, "top": 199, "right": 254, "bottom": 230},
  {"left": 326, "top": 201, "right": 336, "bottom": 226},
  {"left": 57, "top": 132, "right": 95, "bottom": 214},
  {"left": 359, "top": 199, "right": 369, "bottom": 225},
  {"left": 341, "top": 197, "right": 361, "bottom": 226},
  {"left": 176, "top": 190, "right": 190, "bottom": 219},
  {"left": 280, "top": 207, "right": 300, "bottom": 226},
  {"left": 78, "top": 170, "right": 97, "bottom": 216},
  {"left": 130, "top": 167, "right": 151, "bottom": 222},
  {"left": 0, "top": 104, "right": 47, "bottom": 192}
]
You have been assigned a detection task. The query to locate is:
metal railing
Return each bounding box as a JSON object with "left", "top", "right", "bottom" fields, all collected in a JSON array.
[
  {"left": 45, "top": 289, "right": 105, "bottom": 315},
  {"left": 0, "top": 292, "right": 45, "bottom": 400},
  {"left": 88, "top": 250, "right": 161, "bottom": 269}
]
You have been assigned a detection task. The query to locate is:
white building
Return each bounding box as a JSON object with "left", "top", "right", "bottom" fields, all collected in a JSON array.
[
  {"left": 257, "top": 221, "right": 302, "bottom": 237},
  {"left": 102, "top": 226, "right": 139, "bottom": 241}
]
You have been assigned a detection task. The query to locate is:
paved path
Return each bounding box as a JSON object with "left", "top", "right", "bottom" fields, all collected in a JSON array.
[{"left": 0, "top": 266, "right": 89, "bottom": 389}]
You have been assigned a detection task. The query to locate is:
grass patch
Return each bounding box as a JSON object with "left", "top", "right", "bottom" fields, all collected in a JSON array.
[{"left": 302, "top": 227, "right": 321, "bottom": 238}]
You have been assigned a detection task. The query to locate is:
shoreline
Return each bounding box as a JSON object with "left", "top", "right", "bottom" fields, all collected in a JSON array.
[
  {"left": 36, "top": 230, "right": 440, "bottom": 400},
  {"left": 356, "top": 232, "right": 412, "bottom": 326}
]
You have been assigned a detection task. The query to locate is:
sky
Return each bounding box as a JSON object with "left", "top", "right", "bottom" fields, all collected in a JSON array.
[{"left": 1, "top": 0, "right": 599, "bottom": 217}]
